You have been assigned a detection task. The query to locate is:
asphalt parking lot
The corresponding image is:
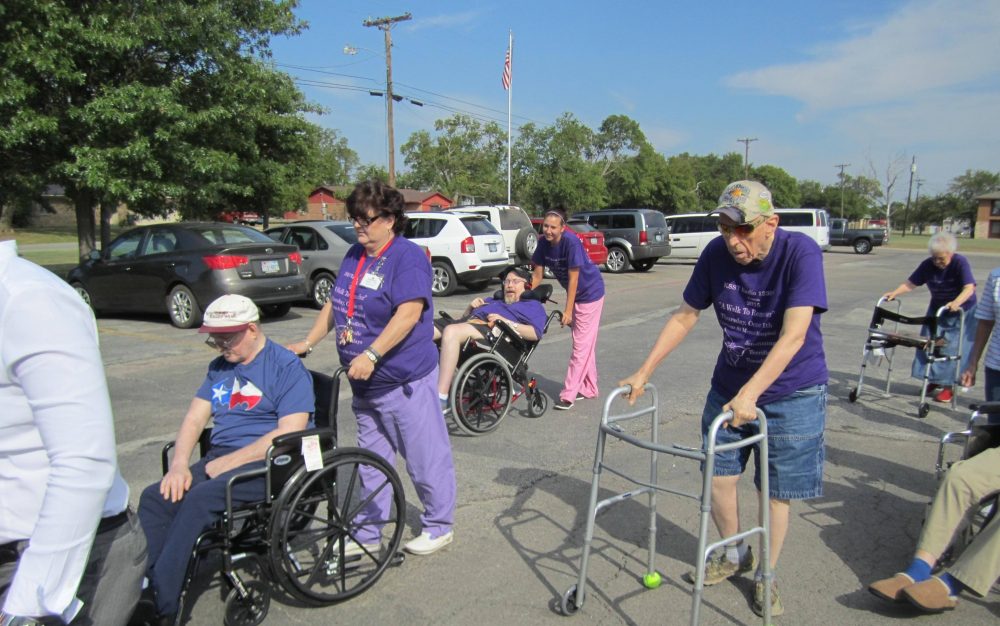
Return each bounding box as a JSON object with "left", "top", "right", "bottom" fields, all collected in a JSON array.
[{"left": 95, "top": 246, "right": 1000, "bottom": 625}]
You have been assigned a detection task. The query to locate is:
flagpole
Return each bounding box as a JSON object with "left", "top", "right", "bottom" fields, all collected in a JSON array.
[{"left": 506, "top": 30, "right": 513, "bottom": 205}]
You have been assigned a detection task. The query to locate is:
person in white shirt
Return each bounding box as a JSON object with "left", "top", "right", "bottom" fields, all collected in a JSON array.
[{"left": 0, "top": 240, "right": 146, "bottom": 625}]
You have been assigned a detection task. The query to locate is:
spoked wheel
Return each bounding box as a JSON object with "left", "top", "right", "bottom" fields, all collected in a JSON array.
[
  {"left": 561, "top": 585, "right": 581, "bottom": 615},
  {"left": 268, "top": 448, "right": 405, "bottom": 605},
  {"left": 450, "top": 353, "right": 514, "bottom": 435},
  {"left": 918, "top": 402, "right": 931, "bottom": 418},
  {"left": 527, "top": 389, "right": 548, "bottom": 418},
  {"left": 223, "top": 581, "right": 270, "bottom": 626}
]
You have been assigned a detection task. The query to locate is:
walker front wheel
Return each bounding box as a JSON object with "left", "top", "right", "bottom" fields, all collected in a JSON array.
[{"left": 560, "top": 585, "right": 581, "bottom": 615}]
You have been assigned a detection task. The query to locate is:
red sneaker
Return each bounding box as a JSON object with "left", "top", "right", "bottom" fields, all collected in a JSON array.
[{"left": 934, "top": 387, "right": 953, "bottom": 403}]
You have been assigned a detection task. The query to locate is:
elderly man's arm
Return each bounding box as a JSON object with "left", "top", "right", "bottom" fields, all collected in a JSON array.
[
  {"left": 160, "top": 398, "right": 212, "bottom": 502},
  {"left": 204, "top": 411, "right": 311, "bottom": 478}
]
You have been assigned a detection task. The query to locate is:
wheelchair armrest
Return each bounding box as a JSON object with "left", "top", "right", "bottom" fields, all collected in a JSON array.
[
  {"left": 272, "top": 426, "right": 337, "bottom": 449},
  {"left": 970, "top": 401, "right": 1000, "bottom": 415},
  {"left": 439, "top": 311, "right": 455, "bottom": 321},
  {"left": 225, "top": 464, "right": 269, "bottom": 518},
  {"left": 161, "top": 428, "right": 213, "bottom": 475}
]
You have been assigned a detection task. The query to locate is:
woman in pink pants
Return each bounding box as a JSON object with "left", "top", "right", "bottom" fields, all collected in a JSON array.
[{"left": 531, "top": 209, "right": 606, "bottom": 410}]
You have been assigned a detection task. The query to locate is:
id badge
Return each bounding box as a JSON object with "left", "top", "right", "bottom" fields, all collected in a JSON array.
[{"left": 360, "top": 272, "right": 383, "bottom": 290}]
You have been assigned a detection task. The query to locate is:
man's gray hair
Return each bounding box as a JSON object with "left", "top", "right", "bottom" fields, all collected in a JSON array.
[{"left": 928, "top": 231, "right": 958, "bottom": 254}]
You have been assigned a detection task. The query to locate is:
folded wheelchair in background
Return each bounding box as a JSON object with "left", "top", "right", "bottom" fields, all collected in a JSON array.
[{"left": 848, "top": 297, "right": 963, "bottom": 418}]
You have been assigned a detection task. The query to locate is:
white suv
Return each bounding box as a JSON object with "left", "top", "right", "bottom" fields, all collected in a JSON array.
[
  {"left": 403, "top": 212, "right": 509, "bottom": 296},
  {"left": 447, "top": 205, "right": 537, "bottom": 265}
]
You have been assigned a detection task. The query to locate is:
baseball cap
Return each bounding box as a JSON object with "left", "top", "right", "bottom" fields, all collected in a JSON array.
[
  {"left": 711, "top": 180, "right": 775, "bottom": 225},
  {"left": 199, "top": 294, "right": 260, "bottom": 333},
  {"left": 504, "top": 266, "right": 532, "bottom": 283}
]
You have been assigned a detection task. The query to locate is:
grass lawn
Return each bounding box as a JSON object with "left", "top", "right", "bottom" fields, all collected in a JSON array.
[{"left": 884, "top": 232, "right": 1000, "bottom": 254}]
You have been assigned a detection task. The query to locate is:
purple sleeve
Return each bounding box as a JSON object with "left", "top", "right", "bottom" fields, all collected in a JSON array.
[
  {"left": 565, "top": 235, "right": 588, "bottom": 269},
  {"left": 389, "top": 243, "right": 432, "bottom": 310},
  {"left": 908, "top": 258, "right": 933, "bottom": 286},
  {"left": 958, "top": 255, "right": 976, "bottom": 285},
  {"left": 517, "top": 301, "right": 548, "bottom": 338},
  {"left": 682, "top": 240, "right": 719, "bottom": 310},
  {"left": 786, "top": 239, "right": 828, "bottom": 312}
]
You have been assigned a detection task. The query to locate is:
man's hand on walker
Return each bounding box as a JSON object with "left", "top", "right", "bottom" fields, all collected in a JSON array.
[
  {"left": 618, "top": 371, "right": 649, "bottom": 405},
  {"left": 723, "top": 394, "right": 759, "bottom": 428}
]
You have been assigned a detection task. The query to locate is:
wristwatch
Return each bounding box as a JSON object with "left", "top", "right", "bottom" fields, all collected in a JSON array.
[{"left": 363, "top": 348, "right": 380, "bottom": 364}]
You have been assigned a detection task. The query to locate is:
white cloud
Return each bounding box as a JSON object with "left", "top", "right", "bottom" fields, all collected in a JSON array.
[
  {"left": 406, "top": 11, "right": 484, "bottom": 33},
  {"left": 726, "top": 0, "right": 1000, "bottom": 111}
]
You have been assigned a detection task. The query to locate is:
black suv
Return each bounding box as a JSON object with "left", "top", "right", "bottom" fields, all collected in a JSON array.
[{"left": 572, "top": 208, "right": 670, "bottom": 272}]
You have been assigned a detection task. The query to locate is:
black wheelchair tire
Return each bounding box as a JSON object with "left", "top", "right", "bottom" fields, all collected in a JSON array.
[
  {"left": 527, "top": 389, "right": 548, "bottom": 418},
  {"left": 223, "top": 581, "right": 270, "bottom": 626},
  {"left": 450, "top": 353, "right": 514, "bottom": 435}
]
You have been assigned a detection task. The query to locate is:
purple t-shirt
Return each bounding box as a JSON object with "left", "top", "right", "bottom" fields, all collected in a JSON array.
[
  {"left": 196, "top": 339, "right": 315, "bottom": 449},
  {"left": 907, "top": 253, "right": 977, "bottom": 313},
  {"left": 472, "top": 298, "right": 548, "bottom": 339},
  {"left": 331, "top": 237, "right": 437, "bottom": 397},
  {"left": 683, "top": 229, "right": 828, "bottom": 405},
  {"left": 531, "top": 234, "right": 605, "bottom": 303}
]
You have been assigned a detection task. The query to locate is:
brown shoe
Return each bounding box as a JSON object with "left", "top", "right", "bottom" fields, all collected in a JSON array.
[
  {"left": 901, "top": 577, "right": 957, "bottom": 612},
  {"left": 868, "top": 572, "right": 915, "bottom": 602}
]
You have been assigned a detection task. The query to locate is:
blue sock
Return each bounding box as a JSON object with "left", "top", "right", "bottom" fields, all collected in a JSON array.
[
  {"left": 937, "top": 573, "right": 962, "bottom": 595},
  {"left": 904, "top": 558, "right": 932, "bottom": 582}
]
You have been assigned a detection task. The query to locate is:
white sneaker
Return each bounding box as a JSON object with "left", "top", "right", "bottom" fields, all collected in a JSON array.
[
  {"left": 341, "top": 539, "right": 380, "bottom": 558},
  {"left": 403, "top": 531, "right": 454, "bottom": 555}
]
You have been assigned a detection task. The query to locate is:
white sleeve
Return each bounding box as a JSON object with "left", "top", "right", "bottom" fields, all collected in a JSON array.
[{"left": 1, "top": 284, "right": 116, "bottom": 620}]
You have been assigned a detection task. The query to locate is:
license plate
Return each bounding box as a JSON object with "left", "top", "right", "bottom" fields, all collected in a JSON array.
[
  {"left": 655, "top": 233, "right": 663, "bottom": 242},
  {"left": 488, "top": 243, "right": 497, "bottom": 252},
  {"left": 589, "top": 237, "right": 597, "bottom": 245},
  {"left": 261, "top": 260, "right": 281, "bottom": 274}
]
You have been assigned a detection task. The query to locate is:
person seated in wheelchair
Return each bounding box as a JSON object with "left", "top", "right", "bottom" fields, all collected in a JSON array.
[
  {"left": 868, "top": 442, "right": 1000, "bottom": 613},
  {"left": 136, "top": 295, "right": 314, "bottom": 626},
  {"left": 433, "top": 266, "right": 548, "bottom": 411}
]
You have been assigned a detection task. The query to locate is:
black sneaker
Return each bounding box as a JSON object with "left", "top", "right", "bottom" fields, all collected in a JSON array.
[
  {"left": 555, "top": 399, "right": 574, "bottom": 410},
  {"left": 575, "top": 393, "right": 587, "bottom": 401}
]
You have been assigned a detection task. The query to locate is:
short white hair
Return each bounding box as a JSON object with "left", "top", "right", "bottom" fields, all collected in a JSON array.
[{"left": 928, "top": 232, "right": 957, "bottom": 254}]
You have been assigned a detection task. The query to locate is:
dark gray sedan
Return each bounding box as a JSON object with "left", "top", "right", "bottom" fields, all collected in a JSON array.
[
  {"left": 68, "top": 222, "right": 307, "bottom": 328},
  {"left": 265, "top": 220, "right": 356, "bottom": 308}
]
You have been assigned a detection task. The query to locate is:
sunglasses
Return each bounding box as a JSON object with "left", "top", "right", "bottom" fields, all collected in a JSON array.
[
  {"left": 351, "top": 213, "right": 385, "bottom": 228},
  {"left": 204, "top": 330, "right": 246, "bottom": 351},
  {"left": 718, "top": 216, "right": 765, "bottom": 238},
  {"left": 503, "top": 277, "right": 528, "bottom": 286}
]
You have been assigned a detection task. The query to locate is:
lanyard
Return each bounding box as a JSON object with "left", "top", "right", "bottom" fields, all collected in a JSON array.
[{"left": 346, "top": 237, "right": 394, "bottom": 318}]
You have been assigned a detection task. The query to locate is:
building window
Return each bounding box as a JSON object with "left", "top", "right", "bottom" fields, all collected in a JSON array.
[
  {"left": 991, "top": 221, "right": 1000, "bottom": 237},
  {"left": 992, "top": 200, "right": 1000, "bottom": 216}
]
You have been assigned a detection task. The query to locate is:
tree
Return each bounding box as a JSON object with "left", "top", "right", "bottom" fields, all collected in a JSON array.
[
  {"left": 948, "top": 169, "right": 1000, "bottom": 232},
  {"left": 868, "top": 152, "right": 907, "bottom": 233},
  {"left": 309, "top": 127, "right": 359, "bottom": 187},
  {"left": 751, "top": 164, "right": 800, "bottom": 208},
  {"left": 513, "top": 113, "right": 606, "bottom": 212}
]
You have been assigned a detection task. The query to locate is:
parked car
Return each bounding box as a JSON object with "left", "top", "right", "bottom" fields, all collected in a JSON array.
[
  {"left": 531, "top": 217, "right": 608, "bottom": 268},
  {"left": 68, "top": 222, "right": 306, "bottom": 328},
  {"left": 215, "top": 210, "right": 261, "bottom": 226},
  {"left": 403, "top": 212, "right": 508, "bottom": 296},
  {"left": 265, "top": 220, "right": 356, "bottom": 307},
  {"left": 447, "top": 204, "right": 538, "bottom": 265},
  {"left": 572, "top": 208, "right": 670, "bottom": 273},
  {"left": 828, "top": 217, "right": 886, "bottom": 254},
  {"left": 774, "top": 208, "right": 831, "bottom": 250},
  {"left": 664, "top": 213, "right": 720, "bottom": 259}
]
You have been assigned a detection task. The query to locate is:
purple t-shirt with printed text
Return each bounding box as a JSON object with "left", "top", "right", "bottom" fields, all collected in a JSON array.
[
  {"left": 531, "top": 234, "right": 604, "bottom": 303},
  {"left": 331, "top": 237, "right": 437, "bottom": 397},
  {"left": 472, "top": 298, "right": 548, "bottom": 339},
  {"left": 683, "top": 228, "right": 828, "bottom": 405},
  {"left": 196, "top": 339, "right": 315, "bottom": 449},
  {"left": 907, "top": 253, "right": 977, "bottom": 313}
]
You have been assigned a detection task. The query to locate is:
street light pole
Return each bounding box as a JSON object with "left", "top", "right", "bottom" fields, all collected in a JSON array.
[
  {"left": 835, "top": 163, "right": 850, "bottom": 219},
  {"left": 902, "top": 156, "right": 916, "bottom": 238},
  {"left": 363, "top": 13, "right": 412, "bottom": 187},
  {"left": 737, "top": 137, "right": 757, "bottom": 179}
]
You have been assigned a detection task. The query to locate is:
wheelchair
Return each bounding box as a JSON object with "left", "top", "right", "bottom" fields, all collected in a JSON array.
[
  {"left": 439, "top": 283, "right": 562, "bottom": 436},
  {"left": 848, "top": 296, "right": 963, "bottom": 417},
  {"left": 931, "top": 402, "right": 1000, "bottom": 568},
  {"left": 160, "top": 368, "right": 406, "bottom": 626}
]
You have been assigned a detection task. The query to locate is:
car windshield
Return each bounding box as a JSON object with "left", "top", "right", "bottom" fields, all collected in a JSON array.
[
  {"left": 461, "top": 217, "right": 499, "bottom": 236},
  {"left": 325, "top": 223, "right": 358, "bottom": 244},
  {"left": 188, "top": 225, "right": 274, "bottom": 245}
]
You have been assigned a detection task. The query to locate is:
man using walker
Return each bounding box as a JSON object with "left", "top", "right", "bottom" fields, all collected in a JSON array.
[{"left": 621, "top": 180, "right": 828, "bottom": 618}]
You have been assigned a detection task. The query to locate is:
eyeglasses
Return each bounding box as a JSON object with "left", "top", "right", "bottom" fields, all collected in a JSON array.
[
  {"left": 503, "top": 278, "right": 527, "bottom": 286},
  {"left": 718, "top": 216, "right": 765, "bottom": 238},
  {"left": 351, "top": 213, "right": 384, "bottom": 228},
  {"left": 204, "top": 331, "right": 245, "bottom": 351}
]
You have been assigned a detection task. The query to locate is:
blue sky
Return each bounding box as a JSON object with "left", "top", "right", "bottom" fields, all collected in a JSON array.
[{"left": 270, "top": 0, "right": 1000, "bottom": 197}]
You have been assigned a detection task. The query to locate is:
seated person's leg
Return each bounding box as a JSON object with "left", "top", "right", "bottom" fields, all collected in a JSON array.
[{"left": 438, "top": 322, "right": 488, "bottom": 397}]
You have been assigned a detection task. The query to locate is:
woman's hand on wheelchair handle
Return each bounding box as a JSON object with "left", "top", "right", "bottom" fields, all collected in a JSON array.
[
  {"left": 347, "top": 353, "right": 375, "bottom": 381},
  {"left": 561, "top": 308, "right": 573, "bottom": 327}
]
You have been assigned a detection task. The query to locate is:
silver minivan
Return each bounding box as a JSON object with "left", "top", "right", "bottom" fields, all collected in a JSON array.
[{"left": 664, "top": 213, "right": 720, "bottom": 259}]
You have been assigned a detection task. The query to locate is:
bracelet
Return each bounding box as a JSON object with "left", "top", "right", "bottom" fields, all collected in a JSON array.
[
  {"left": 303, "top": 339, "right": 313, "bottom": 354},
  {"left": 364, "top": 347, "right": 381, "bottom": 364}
]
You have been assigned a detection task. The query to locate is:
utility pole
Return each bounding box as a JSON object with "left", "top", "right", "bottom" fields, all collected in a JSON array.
[
  {"left": 914, "top": 177, "right": 925, "bottom": 233},
  {"left": 835, "top": 163, "right": 851, "bottom": 219},
  {"left": 363, "top": 12, "right": 412, "bottom": 187},
  {"left": 737, "top": 137, "right": 757, "bottom": 179},
  {"left": 901, "top": 156, "right": 916, "bottom": 238}
]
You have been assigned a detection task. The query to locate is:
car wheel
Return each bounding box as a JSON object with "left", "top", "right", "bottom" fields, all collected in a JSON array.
[
  {"left": 311, "top": 271, "right": 335, "bottom": 308},
  {"left": 605, "top": 247, "right": 630, "bottom": 273},
  {"left": 166, "top": 285, "right": 202, "bottom": 329},
  {"left": 853, "top": 238, "right": 872, "bottom": 254},
  {"left": 71, "top": 282, "right": 95, "bottom": 311},
  {"left": 431, "top": 261, "right": 458, "bottom": 297},
  {"left": 515, "top": 227, "right": 538, "bottom": 261},
  {"left": 261, "top": 303, "right": 292, "bottom": 318},
  {"left": 632, "top": 259, "right": 656, "bottom": 272}
]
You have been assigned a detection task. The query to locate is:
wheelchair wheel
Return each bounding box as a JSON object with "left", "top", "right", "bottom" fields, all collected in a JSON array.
[
  {"left": 527, "top": 389, "right": 548, "bottom": 418},
  {"left": 224, "top": 581, "right": 269, "bottom": 626},
  {"left": 450, "top": 353, "right": 514, "bottom": 435},
  {"left": 268, "top": 447, "right": 405, "bottom": 605}
]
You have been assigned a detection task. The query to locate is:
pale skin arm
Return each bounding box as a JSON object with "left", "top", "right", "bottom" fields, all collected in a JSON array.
[
  {"left": 619, "top": 303, "right": 702, "bottom": 404},
  {"left": 348, "top": 299, "right": 424, "bottom": 381},
  {"left": 530, "top": 265, "right": 544, "bottom": 290},
  {"left": 724, "top": 305, "right": 814, "bottom": 427},
  {"left": 286, "top": 300, "right": 335, "bottom": 355},
  {"left": 961, "top": 319, "right": 994, "bottom": 387},
  {"left": 945, "top": 283, "right": 976, "bottom": 312},
  {"left": 487, "top": 314, "right": 539, "bottom": 341},
  {"left": 884, "top": 280, "right": 916, "bottom": 301},
  {"left": 562, "top": 267, "right": 580, "bottom": 326}
]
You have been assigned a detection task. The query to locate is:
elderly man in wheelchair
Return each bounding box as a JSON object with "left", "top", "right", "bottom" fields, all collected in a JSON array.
[{"left": 433, "top": 267, "right": 557, "bottom": 435}]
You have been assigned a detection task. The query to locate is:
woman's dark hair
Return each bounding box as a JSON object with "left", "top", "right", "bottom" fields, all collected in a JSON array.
[
  {"left": 346, "top": 180, "right": 407, "bottom": 235},
  {"left": 544, "top": 207, "right": 567, "bottom": 225}
]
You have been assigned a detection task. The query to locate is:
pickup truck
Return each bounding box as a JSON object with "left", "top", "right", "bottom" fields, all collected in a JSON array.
[{"left": 829, "top": 217, "right": 886, "bottom": 254}]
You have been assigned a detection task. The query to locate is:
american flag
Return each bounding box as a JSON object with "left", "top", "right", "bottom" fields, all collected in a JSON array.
[{"left": 502, "top": 45, "right": 512, "bottom": 91}]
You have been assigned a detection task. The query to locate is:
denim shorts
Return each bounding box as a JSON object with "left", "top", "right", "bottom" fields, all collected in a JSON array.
[{"left": 700, "top": 384, "right": 826, "bottom": 500}]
